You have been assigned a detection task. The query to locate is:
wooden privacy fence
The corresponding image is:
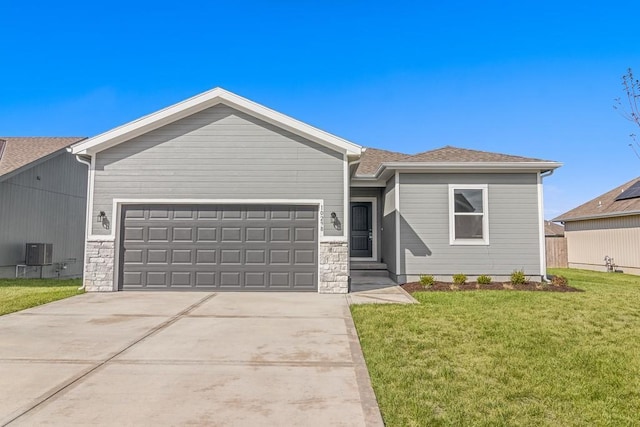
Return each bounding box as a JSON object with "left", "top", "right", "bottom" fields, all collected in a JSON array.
[{"left": 546, "top": 237, "right": 568, "bottom": 268}]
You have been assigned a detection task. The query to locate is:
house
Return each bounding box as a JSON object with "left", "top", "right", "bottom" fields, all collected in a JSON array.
[
  {"left": 0, "top": 137, "right": 88, "bottom": 279},
  {"left": 70, "top": 88, "right": 561, "bottom": 293},
  {"left": 545, "top": 221, "right": 564, "bottom": 237},
  {"left": 554, "top": 176, "right": 640, "bottom": 274}
]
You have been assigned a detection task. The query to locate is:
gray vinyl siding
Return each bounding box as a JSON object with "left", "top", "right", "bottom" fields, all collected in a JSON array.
[
  {"left": 381, "top": 176, "right": 396, "bottom": 275},
  {"left": 350, "top": 187, "right": 383, "bottom": 261},
  {"left": 92, "top": 104, "right": 345, "bottom": 236},
  {"left": 399, "top": 173, "right": 541, "bottom": 279},
  {"left": 0, "top": 152, "right": 87, "bottom": 278}
]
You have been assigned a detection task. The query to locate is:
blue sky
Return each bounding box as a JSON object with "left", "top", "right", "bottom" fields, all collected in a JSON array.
[{"left": 1, "top": 1, "right": 639, "bottom": 218}]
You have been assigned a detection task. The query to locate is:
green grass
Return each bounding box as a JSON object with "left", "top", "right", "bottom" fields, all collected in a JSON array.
[
  {"left": 0, "top": 278, "right": 84, "bottom": 316},
  {"left": 351, "top": 269, "right": 640, "bottom": 427}
]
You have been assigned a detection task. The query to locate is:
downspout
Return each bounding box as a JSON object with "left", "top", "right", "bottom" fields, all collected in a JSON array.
[
  {"left": 73, "top": 152, "right": 92, "bottom": 291},
  {"left": 538, "top": 169, "right": 555, "bottom": 282}
]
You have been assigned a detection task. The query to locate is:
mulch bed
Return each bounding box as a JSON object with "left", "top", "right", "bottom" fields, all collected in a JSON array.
[{"left": 401, "top": 281, "right": 583, "bottom": 293}]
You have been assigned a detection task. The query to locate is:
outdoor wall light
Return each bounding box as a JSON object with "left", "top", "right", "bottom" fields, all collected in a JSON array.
[
  {"left": 330, "top": 212, "right": 342, "bottom": 231},
  {"left": 97, "top": 211, "right": 110, "bottom": 230}
]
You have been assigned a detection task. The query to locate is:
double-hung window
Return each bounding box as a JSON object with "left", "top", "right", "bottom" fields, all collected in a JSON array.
[{"left": 449, "top": 184, "right": 489, "bottom": 245}]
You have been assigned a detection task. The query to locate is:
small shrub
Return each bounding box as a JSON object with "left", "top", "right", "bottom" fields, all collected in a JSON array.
[
  {"left": 419, "top": 275, "right": 435, "bottom": 287},
  {"left": 550, "top": 275, "right": 568, "bottom": 286},
  {"left": 452, "top": 274, "right": 467, "bottom": 285},
  {"left": 477, "top": 274, "right": 492, "bottom": 285},
  {"left": 511, "top": 269, "right": 526, "bottom": 285}
]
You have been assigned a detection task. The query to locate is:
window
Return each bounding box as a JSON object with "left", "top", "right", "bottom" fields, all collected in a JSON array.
[{"left": 449, "top": 184, "right": 489, "bottom": 245}]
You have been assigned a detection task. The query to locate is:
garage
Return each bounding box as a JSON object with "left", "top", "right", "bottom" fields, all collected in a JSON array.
[{"left": 118, "top": 204, "right": 318, "bottom": 291}]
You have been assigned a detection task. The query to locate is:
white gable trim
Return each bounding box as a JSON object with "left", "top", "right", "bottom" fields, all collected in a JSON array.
[{"left": 71, "top": 88, "right": 362, "bottom": 156}]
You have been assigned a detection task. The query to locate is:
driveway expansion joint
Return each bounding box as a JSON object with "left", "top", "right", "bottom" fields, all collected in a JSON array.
[{"left": 2, "top": 293, "right": 217, "bottom": 427}]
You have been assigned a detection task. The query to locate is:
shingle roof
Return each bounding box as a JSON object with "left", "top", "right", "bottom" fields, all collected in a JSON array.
[
  {"left": 354, "top": 145, "right": 555, "bottom": 177},
  {"left": 553, "top": 176, "right": 640, "bottom": 222},
  {"left": 544, "top": 221, "right": 565, "bottom": 237},
  {"left": 0, "top": 137, "right": 85, "bottom": 177},
  {"left": 399, "top": 145, "right": 551, "bottom": 163},
  {"left": 355, "top": 147, "right": 409, "bottom": 175}
]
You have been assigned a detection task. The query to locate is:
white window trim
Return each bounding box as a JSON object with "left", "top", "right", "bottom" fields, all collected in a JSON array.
[{"left": 448, "top": 184, "right": 489, "bottom": 246}]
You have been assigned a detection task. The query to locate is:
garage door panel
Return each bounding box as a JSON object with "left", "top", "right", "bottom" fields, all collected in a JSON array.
[
  {"left": 245, "top": 228, "right": 266, "bottom": 242},
  {"left": 120, "top": 204, "right": 318, "bottom": 291},
  {"left": 170, "top": 272, "right": 192, "bottom": 287},
  {"left": 220, "top": 249, "right": 242, "bottom": 264},
  {"left": 146, "top": 272, "right": 168, "bottom": 287},
  {"left": 171, "top": 250, "right": 192, "bottom": 264},
  {"left": 124, "top": 227, "right": 144, "bottom": 242},
  {"left": 220, "top": 272, "right": 241, "bottom": 287},
  {"left": 196, "top": 249, "right": 217, "bottom": 264},
  {"left": 148, "top": 227, "right": 169, "bottom": 241},
  {"left": 294, "top": 250, "right": 315, "bottom": 264},
  {"left": 172, "top": 228, "right": 194, "bottom": 242},
  {"left": 245, "top": 250, "right": 266, "bottom": 264},
  {"left": 294, "top": 272, "right": 315, "bottom": 288},
  {"left": 149, "top": 209, "right": 170, "bottom": 219},
  {"left": 295, "top": 227, "right": 315, "bottom": 242},
  {"left": 196, "top": 272, "right": 216, "bottom": 286},
  {"left": 147, "top": 249, "right": 168, "bottom": 264},
  {"left": 269, "top": 272, "right": 291, "bottom": 287},
  {"left": 222, "top": 209, "right": 242, "bottom": 219},
  {"left": 270, "top": 228, "right": 291, "bottom": 242}
]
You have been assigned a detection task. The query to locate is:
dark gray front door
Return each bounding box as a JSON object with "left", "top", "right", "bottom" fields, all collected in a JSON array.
[
  {"left": 119, "top": 204, "right": 318, "bottom": 291},
  {"left": 350, "top": 202, "right": 372, "bottom": 258}
]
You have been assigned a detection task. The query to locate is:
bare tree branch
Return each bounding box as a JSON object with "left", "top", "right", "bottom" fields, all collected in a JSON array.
[{"left": 614, "top": 68, "right": 640, "bottom": 157}]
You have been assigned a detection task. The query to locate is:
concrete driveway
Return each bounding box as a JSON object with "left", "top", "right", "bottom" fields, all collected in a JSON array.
[{"left": 0, "top": 292, "right": 383, "bottom": 426}]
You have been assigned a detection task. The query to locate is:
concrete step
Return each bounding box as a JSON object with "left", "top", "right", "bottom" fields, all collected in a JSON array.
[
  {"left": 350, "top": 262, "right": 388, "bottom": 270},
  {"left": 350, "top": 269, "right": 390, "bottom": 279}
]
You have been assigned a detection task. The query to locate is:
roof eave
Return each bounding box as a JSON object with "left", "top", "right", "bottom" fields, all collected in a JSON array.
[
  {"left": 361, "top": 161, "right": 563, "bottom": 179},
  {"left": 71, "top": 88, "right": 362, "bottom": 156},
  {"left": 0, "top": 147, "right": 69, "bottom": 183},
  {"left": 554, "top": 210, "right": 640, "bottom": 222}
]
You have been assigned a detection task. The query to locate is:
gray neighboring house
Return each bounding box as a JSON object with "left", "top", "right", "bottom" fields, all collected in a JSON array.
[
  {"left": 0, "top": 137, "right": 88, "bottom": 279},
  {"left": 554, "top": 176, "right": 640, "bottom": 275},
  {"left": 70, "top": 88, "right": 561, "bottom": 293}
]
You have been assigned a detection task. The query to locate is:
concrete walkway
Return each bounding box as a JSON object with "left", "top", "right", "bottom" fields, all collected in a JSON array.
[
  {"left": 0, "top": 293, "right": 383, "bottom": 426},
  {"left": 348, "top": 275, "right": 418, "bottom": 305}
]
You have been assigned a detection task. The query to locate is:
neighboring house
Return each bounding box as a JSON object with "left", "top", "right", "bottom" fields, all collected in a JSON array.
[
  {"left": 544, "top": 220, "right": 567, "bottom": 268},
  {"left": 0, "top": 137, "right": 88, "bottom": 279},
  {"left": 554, "top": 176, "right": 640, "bottom": 274},
  {"left": 70, "top": 88, "right": 561, "bottom": 293},
  {"left": 545, "top": 221, "right": 565, "bottom": 237}
]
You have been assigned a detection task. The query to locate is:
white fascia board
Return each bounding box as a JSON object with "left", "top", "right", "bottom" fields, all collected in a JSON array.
[
  {"left": 349, "top": 177, "right": 389, "bottom": 187},
  {"left": 363, "top": 161, "right": 563, "bottom": 179},
  {"left": 71, "top": 87, "right": 363, "bottom": 156}
]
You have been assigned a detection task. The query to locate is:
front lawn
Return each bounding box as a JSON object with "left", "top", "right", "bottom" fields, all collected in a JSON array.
[
  {"left": 0, "top": 278, "right": 84, "bottom": 316},
  {"left": 351, "top": 269, "right": 640, "bottom": 426}
]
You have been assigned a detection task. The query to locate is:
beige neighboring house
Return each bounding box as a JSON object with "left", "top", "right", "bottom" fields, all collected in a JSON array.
[{"left": 554, "top": 176, "right": 640, "bottom": 274}]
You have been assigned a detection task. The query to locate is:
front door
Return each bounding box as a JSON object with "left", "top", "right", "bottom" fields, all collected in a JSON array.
[{"left": 350, "top": 202, "right": 372, "bottom": 258}]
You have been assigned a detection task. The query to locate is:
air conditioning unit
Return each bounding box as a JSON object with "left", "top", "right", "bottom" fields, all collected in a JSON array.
[{"left": 25, "top": 243, "right": 53, "bottom": 266}]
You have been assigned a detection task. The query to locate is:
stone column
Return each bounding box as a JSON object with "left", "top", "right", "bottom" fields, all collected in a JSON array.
[
  {"left": 319, "top": 240, "right": 349, "bottom": 293},
  {"left": 84, "top": 240, "right": 116, "bottom": 292}
]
